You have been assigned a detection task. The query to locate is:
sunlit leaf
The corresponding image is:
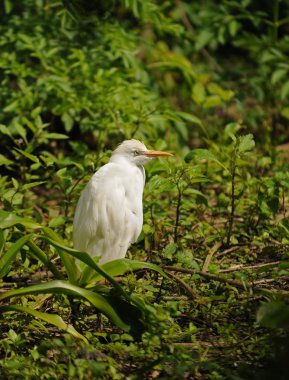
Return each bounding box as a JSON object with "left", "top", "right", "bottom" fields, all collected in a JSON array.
[
  {"left": 0, "top": 305, "right": 88, "bottom": 343},
  {"left": 44, "top": 133, "right": 69, "bottom": 140},
  {"left": 0, "top": 210, "right": 41, "bottom": 229},
  {"left": 238, "top": 134, "right": 255, "bottom": 153},
  {"left": 80, "top": 258, "right": 169, "bottom": 286},
  {"left": 0, "top": 154, "right": 13, "bottom": 166},
  {"left": 0, "top": 281, "right": 139, "bottom": 333},
  {"left": 14, "top": 148, "right": 39, "bottom": 163}
]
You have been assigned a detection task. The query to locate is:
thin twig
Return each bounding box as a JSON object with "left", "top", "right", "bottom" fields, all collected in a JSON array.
[
  {"left": 227, "top": 150, "right": 237, "bottom": 245},
  {"left": 202, "top": 242, "right": 222, "bottom": 272},
  {"left": 219, "top": 261, "right": 281, "bottom": 273},
  {"left": 164, "top": 271, "right": 198, "bottom": 300},
  {"left": 162, "top": 265, "right": 289, "bottom": 298},
  {"left": 216, "top": 245, "right": 242, "bottom": 258},
  {"left": 174, "top": 183, "right": 182, "bottom": 243}
]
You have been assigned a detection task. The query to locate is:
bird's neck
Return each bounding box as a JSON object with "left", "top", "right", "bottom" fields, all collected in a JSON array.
[
  {"left": 109, "top": 155, "right": 145, "bottom": 183},
  {"left": 109, "top": 155, "right": 139, "bottom": 168}
]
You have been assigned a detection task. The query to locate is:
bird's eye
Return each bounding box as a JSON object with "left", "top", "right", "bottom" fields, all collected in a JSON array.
[{"left": 133, "top": 150, "right": 139, "bottom": 156}]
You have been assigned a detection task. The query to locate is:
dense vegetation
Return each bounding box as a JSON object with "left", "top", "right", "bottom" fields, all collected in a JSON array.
[{"left": 1, "top": 0, "right": 289, "bottom": 378}]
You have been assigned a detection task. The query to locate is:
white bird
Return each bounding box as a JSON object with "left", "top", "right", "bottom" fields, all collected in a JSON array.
[{"left": 73, "top": 139, "right": 173, "bottom": 265}]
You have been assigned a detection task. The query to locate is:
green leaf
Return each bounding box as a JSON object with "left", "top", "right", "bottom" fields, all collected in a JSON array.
[
  {"left": 192, "top": 83, "right": 206, "bottom": 105},
  {"left": 0, "top": 305, "right": 88, "bottom": 343},
  {"left": 44, "top": 133, "right": 69, "bottom": 140},
  {"left": 281, "top": 107, "right": 289, "bottom": 119},
  {"left": 61, "top": 112, "right": 74, "bottom": 132},
  {"left": 80, "top": 259, "right": 169, "bottom": 286},
  {"left": 26, "top": 240, "right": 64, "bottom": 280},
  {"left": 203, "top": 95, "right": 221, "bottom": 108},
  {"left": 185, "top": 149, "right": 228, "bottom": 171},
  {"left": 0, "top": 234, "right": 33, "bottom": 278},
  {"left": 39, "top": 233, "right": 126, "bottom": 297},
  {"left": 42, "top": 228, "right": 78, "bottom": 285},
  {"left": 0, "top": 124, "right": 12, "bottom": 137},
  {"left": 14, "top": 148, "right": 39, "bottom": 163},
  {"left": 271, "top": 68, "right": 287, "bottom": 85},
  {"left": 0, "top": 281, "right": 134, "bottom": 332},
  {"left": 176, "top": 112, "right": 203, "bottom": 126},
  {"left": 281, "top": 81, "right": 289, "bottom": 101},
  {"left": 195, "top": 30, "right": 214, "bottom": 50},
  {"left": 0, "top": 154, "right": 13, "bottom": 166},
  {"left": 22, "top": 181, "right": 46, "bottom": 190},
  {"left": 0, "top": 229, "right": 4, "bottom": 252},
  {"left": 228, "top": 20, "right": 240, "bottom": 37},
  {"left": 163, "top": 243, "right": 177, "bottom": 260},
  {"left": 176, "top": 112, "right": 209, "bottom": 137},
  {"left": 0, "top": 210, "right": 41, "bottom": 229},
  {"left": 238, "top": 134, "right": 255, "bottom": 153}
]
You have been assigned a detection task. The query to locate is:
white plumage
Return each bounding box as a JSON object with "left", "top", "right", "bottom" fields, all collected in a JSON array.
[{"left": 73, "top": 139, "right": 172, "bottom": 265}]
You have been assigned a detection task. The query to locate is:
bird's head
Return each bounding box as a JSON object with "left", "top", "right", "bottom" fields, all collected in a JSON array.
[{"left": 111, "top": 139, "right": 173, "bottom": 166}]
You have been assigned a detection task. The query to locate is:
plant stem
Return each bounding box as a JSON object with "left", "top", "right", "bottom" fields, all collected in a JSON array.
[
  {"left": 174, "top": 184, "right": 182, "bottom": 243},
  {"left": 226, "top": 150, "right": 236, "bottom": 245}
]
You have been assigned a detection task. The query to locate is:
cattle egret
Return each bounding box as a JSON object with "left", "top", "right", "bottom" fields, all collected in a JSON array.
[{"left": 73, "top": 139, "right": 173, "bottom": 265}]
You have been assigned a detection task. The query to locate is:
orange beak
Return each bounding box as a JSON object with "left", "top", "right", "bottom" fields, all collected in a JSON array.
[{"left": 143, "top": 150, "right": 173, "bottom": 157}]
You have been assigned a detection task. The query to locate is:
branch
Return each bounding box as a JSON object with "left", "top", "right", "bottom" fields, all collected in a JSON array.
[
  {"left": 164, "top": 271, "right": 198, "bottom": 300},
  {"left": 219, "top": 261, "right": 281, "bottom": 273},
  {"left": 202, "top": 241, "right": 222, "bottom": 272},
  {"left": 162, "top": 265, "right": 289, "bottom": 298}
]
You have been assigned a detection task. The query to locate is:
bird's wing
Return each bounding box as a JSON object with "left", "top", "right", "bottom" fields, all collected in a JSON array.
[{"left": 73, "top": 163, "right": 143, "bottom": 261}]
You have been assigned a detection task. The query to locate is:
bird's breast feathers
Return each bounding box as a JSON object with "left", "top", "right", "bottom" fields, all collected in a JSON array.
[{"left": 73, "top": 161, "right": 144, "bottom": 254}]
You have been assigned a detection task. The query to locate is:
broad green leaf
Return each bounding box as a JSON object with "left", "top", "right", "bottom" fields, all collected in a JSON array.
[
  {"left": 26, "top": 240, "right": 64, "bottom": 280},
  {"left": 42, "top": 228, "right": 78, "bottom": 285},
  {"left": 0, "top": 305, "right": 88, "bottom": 343},
  {"left": 185, "top": 149, "right": 228, "bottom": 171},
  {"left": 0, "top": 210, "right": 41, "bottom": 229},
  {"left": 80, "top": 259, "right": 169, "bottom": 286},
  {"left": 238, "top": 134, "right": 255, "bottom": 153},
  {"left": 40, "top": 234, "right": 126, "bottom": 297},
  {"left": 0, "top": 281, "right": 132, "bottom": 332},
  {"left": 0, "top": 234, "right": 33, "bottom": 278}
]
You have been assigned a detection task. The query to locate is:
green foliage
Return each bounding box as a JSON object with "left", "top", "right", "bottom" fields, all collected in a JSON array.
[{"left": 1, "top": 0, "right": 289, "bottom": 379}]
